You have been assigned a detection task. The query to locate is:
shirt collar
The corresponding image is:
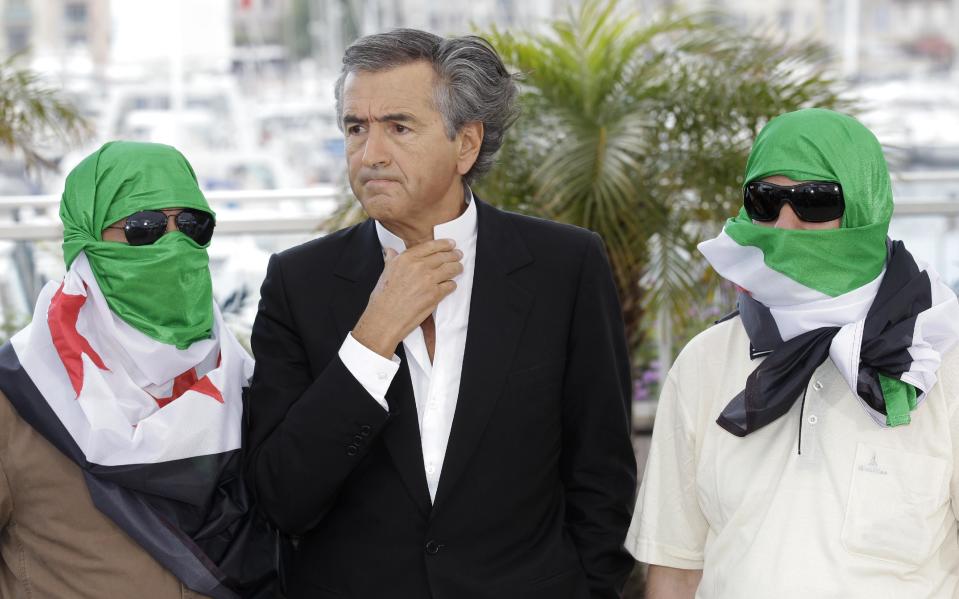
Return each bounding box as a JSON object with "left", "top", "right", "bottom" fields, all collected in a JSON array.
[{"left": 374, "top": 186, "right": 477, "bottom": 253}]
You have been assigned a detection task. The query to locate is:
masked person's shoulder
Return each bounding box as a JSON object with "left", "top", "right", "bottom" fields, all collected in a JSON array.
[{"left": 671, "top": 312, "right": 749, "bottom": 374}]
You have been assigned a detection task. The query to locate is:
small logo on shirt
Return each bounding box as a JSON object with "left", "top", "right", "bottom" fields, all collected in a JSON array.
[{"left": 858, "top": 453, "right": 887, "bottom": 475}]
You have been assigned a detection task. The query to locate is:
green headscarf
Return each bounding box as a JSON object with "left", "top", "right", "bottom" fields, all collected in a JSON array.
[
  {"left": 724, "top": 108, "right": 893, "bottom": 297},
  {"left": 60, "top": 141, "right": 215, "bottom": 349}
]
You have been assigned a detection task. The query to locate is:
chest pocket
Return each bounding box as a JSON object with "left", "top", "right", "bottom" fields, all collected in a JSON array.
[{"left": 841, "top": 442, "right": 950, "bottom": 567}]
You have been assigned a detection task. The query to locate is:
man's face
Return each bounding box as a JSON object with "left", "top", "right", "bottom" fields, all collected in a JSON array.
[
  {"left": 341, "top": 61, "right": 469, "bottom": 231},
  {"left": 752, "top": 175, "right": 842, "bottom": 231}
]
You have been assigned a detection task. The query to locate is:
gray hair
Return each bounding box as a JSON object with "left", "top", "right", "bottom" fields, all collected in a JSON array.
[{"left": 334, "top": 29, "right": 519, "bottom": 184}]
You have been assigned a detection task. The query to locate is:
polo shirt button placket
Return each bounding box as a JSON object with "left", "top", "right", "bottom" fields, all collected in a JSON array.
[{"left": 800, "top": 378, "right": 824, "bottom": 465}]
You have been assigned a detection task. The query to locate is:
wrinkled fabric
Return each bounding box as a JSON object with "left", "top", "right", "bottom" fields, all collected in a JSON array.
[
  {"left": 5, "top": 251, "right": 277, "bottom": 595},
  {"left": 60, "top": 141, "right": 214, "bottom": 348},
  {"left": 717, "top": 242, "right": 959, "bottom": 435},
  {"left": 701, "top": 109, "right": 959, "bottom": 434},
  {"left": 1, "top": 141, "right": 279, "bottom": 596},
  {"left": 725, "top": 108, "right": 891, "bottom": 297},
  {"left": 0, "top": 344, "right": 276, "bottom": 598},
  {"left": 11, "top": 253, "right": 247, "bottom": 465}
]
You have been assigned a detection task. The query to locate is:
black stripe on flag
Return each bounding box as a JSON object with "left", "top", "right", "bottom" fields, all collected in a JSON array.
[
  {"left": 0, "top": 343, "right": 276, "bottom": 599},
  {"left": 857, "top": 241, "right": 933, "bottom": 411}
]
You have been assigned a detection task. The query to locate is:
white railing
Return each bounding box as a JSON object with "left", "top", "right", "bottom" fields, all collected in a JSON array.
[
  {"left": 0, "top": 186, "right": 343, "bottom": 240},
  {"left": 895, "top": 170, "right": 959, "bottom": 182},
  {"left": 1, "top": 184, "right": 958, "bottom": 241},
  {"left": 892, "top": 201, "right": 959, "bottom": 216}
]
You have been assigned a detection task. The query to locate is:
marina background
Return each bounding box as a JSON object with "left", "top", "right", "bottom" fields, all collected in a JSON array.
[{"left": 1, "top": 0, "right": 958, "bottom": 436}]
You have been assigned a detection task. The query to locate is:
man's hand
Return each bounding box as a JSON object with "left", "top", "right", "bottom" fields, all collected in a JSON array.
[{"left": 352, "top": 239, "right": 463, "bottom": 358}]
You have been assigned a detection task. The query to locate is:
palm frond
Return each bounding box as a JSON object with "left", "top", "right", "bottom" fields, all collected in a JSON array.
[{"left": 0, "top": 53, "right": 92, "bottom": 171}]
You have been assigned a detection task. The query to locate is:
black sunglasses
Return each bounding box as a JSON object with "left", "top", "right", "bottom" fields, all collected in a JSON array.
[
  {"left": 109, "top": 209, "right": 216, "bottom": 246},
  {"left": 743, "top": 180, "right": 845, "bottom": 223}
]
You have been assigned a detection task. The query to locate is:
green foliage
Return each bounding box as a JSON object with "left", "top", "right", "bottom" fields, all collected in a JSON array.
[
  {"left": 478, "top": 0, "right": 852, "bottom": 360},
  {"left": 0, "top": 53, "right": 91, "bottom": 171}
]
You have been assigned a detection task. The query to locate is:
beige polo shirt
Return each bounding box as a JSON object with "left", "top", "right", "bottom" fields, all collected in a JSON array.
[{"left": 628, "top": 316, "right": 959, "bottom": 599}]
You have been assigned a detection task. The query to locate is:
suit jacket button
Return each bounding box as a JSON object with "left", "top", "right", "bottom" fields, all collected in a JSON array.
[
  {"left": 425, "top": 540, "right": 441, "bottom": 555},
  {"left": 359, "top": 425, "right": 372, "bottom": 436},
  {"left": 352, "top": 434, "right": 364, "bottom": 444},
  {"left": 346, "top": 444, "right": 359, "bottom": 456}
]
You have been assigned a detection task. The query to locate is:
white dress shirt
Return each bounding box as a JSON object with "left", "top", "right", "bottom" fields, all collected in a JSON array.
[{"left": 338, "top": 191, "right": 477, "bottom": 502}]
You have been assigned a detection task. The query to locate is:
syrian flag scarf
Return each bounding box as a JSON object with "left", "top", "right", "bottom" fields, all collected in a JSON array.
[
  {"left": 0, "top": 142, "right": 275, "bottom": 598},
  {"left": 698, "top": 109, "right": 959, "bottom": 437}
]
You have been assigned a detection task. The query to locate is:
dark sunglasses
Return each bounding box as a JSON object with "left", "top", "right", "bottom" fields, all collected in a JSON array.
[
  {"left": 108, "top": 209, "right": 216, "bottom": 246},
  {"left": 743, "top": 180, "right": 845, "bottom": 223}
]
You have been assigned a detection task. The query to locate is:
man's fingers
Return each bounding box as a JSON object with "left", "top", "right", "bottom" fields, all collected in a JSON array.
[
  {"left": 431, "top": 261, "right": 464, "bottom": 283},
  {"left": 422, "top": 249, "right": 463, "bottom": 268},
  {"left": 408, "top": 238, "right": 456, "bottom": 257},
  {"left": 384, "top": 247, "right": 399, "bottom": 262},
  {"left": 436, "top": 279, "right": 457, "bottom": 298}
]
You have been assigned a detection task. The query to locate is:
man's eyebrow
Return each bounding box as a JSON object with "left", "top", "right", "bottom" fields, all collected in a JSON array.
[
  {"left": 377, "top": 112, "right": 418, "bottom": 123},
  {"left": 342, "top": 112, "right": 419, "bottom": 126}
]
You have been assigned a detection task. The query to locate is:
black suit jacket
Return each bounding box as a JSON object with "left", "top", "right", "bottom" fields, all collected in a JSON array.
[{"left": 246, "top": 199, "right": 636, "bottom": 599}]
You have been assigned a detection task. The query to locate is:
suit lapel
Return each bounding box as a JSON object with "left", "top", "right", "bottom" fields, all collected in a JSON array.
[
  {"left": 332, "top": 220, "right": 432, "bottom": 515},
  {"left": 331, "top": 219, "right": 382, "bottom": 337},
  {"left": 432, "top": 199, "right": 533, "bottom": 513},
  {"left": 380, "top": 343, "right": 432, "bottom": 514}
]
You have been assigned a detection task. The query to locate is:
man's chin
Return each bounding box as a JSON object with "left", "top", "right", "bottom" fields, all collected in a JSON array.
[{"left": 358, "top": 194, "right": 400, "bottom": 221}]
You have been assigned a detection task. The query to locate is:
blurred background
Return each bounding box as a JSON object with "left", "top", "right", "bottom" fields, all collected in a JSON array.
[
  {"left": 2, "top": 0, "right": 958, "bottom": 425},
  {"left": 1, "top": 0, "right": 957, "bottom": 593}
]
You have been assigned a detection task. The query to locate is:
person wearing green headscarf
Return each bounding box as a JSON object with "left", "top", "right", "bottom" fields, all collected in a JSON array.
[
  {"left": 0, "top": 142, "right": 276, "bottom": 598},
  {"left": 626, "top": 109, "right": 959, "bottom": 598}
]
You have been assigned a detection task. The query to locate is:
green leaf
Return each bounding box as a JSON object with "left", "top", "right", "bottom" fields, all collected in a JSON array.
[{"left": 0, "top": 52, "right": 92, "bottom": 171}]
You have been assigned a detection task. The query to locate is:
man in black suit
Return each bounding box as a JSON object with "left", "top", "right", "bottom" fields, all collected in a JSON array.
[{"left": 245, "top": 29, "right": 637, "bottom": 599}]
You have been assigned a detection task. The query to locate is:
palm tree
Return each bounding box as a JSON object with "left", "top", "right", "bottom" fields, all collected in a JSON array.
[
  {"left": 0, "top": 53, "right": 91, "bottom": 171},
  {"left": 0, "top": 53, "right": 91, "bottom": 344},
  {"left": 479, "top": 0, "right": 851, "bottom": 361}
]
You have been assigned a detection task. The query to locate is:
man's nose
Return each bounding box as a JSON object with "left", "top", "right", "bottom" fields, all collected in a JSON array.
[
  {"left": 772, "top": 203, "right": 804, "bottom": 230},
  {"left": 361, "top": 126, "right": 391, "bottom": 168},
  {"left": 165, "top": 212, "right": 181, "bottom": 233}
]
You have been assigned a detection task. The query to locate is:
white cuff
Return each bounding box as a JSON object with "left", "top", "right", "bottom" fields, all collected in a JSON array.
[{"left": 338, "top": 333, "right": 401, "bottom": 411}]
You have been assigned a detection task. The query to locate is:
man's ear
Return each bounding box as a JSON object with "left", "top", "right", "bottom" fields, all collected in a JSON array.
[{"left": 456, "top": 122, "right": 484, "bottom": 176}]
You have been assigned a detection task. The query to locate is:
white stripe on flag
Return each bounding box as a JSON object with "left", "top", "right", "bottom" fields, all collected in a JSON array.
[
  {"left": 903, "top": 266, "right": 959, "bottom": 400},
  {"left": 699, "top": 230, "right": 883, "bottom": 341},
  {"left": 699, "top": 230, "right": 833, "bottom": 306},
  {"left": 10, "top": 254, "right": 253, "bottom": 465}
]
